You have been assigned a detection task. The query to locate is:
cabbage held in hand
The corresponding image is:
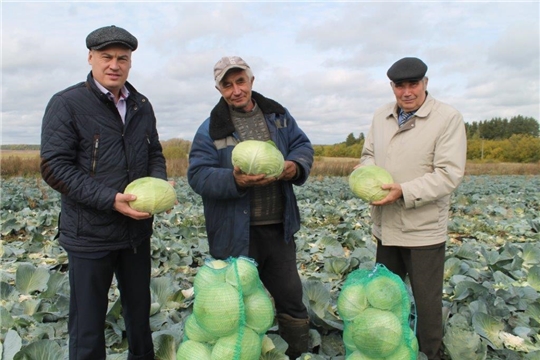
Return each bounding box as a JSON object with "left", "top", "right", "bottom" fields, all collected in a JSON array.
[
  {"left": 349, "top": 165, "right": 393, "bottom": 202},
  {"left": 232, "top": 140, "right": 284, "bottom": 177},
  {"left": 124, "top": 177, "right": 176, "bottom": 214}
]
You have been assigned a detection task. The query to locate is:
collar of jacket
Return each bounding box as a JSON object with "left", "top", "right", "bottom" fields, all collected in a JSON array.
[
  {"left": 84, "top": 71, "right": 139, "bottom": 105},
  {"left": 389, "top": 92, "right": 434, "bottom": 121},
  {"left": 209, "top": 91, "right": 286, "bottom": 140}
]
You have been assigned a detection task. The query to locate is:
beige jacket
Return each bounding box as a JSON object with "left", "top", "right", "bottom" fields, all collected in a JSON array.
[{"left": 360, "top": 93, "right": 467, "bottom": 247}]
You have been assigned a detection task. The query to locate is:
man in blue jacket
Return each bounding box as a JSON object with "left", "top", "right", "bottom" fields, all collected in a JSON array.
[
  {"left": 188, "top": 56, "right": 314, "bottom": 358},
  {"left": 40, "top": 25, "right": 168, "bottom": 360}
]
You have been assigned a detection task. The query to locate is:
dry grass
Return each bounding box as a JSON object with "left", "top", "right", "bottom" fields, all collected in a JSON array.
[
  {"left": 465, "top": 161, "right": 540, "bottom": 175},
  {"left": 1, "top": 151, "right": 538, "bottom": 178}
]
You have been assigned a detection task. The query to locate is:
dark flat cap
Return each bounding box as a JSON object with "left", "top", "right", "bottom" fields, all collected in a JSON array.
[
  {"left": 387, "top": 57, "right": 428, "bottom": 83},
  {"left": 86, "top": 25, "right": 138, "bottom": 51}
]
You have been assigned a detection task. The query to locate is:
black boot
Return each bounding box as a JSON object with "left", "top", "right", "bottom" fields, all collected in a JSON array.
[{"left": 277, "top": 313, "right": 310, "bottom": 359}]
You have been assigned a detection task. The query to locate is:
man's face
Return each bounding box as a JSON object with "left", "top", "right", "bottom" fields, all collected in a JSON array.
[
  {"left": 217, "top": 69, "right": 255, "bottom": 112},
  {"left": 88, "top": 45, "right": 132, "bottom": 97},
  {"left": 391, "top": 78, "right": 428, "bottom": 112}
]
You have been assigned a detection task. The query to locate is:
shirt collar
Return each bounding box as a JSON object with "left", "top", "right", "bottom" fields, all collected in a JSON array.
[{"left": 93, "top": 79, "right": 130, "bottom": 101}]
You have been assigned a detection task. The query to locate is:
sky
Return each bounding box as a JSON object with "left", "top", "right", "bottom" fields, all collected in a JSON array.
[{"left": 1, "top": 1, "right": 539, "bottom": 146}]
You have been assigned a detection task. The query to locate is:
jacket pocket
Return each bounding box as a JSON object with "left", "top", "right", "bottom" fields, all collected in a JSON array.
[{"left": 401, "top": 202, "right": 440, "bottom": 232}]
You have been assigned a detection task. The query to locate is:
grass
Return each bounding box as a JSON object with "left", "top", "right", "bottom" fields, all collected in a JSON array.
[{"left": 1, "top": 151, "right": 539, "bottom": 178}]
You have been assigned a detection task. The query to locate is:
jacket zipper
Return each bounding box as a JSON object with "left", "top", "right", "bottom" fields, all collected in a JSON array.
[{"left": 91, "top": 135, "right": 99, "bottom": 175}]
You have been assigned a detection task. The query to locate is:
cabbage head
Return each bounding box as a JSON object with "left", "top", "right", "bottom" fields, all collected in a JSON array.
[
  {"left": 184, "top": 314, "right": 218, "bottom": 344},
  {"left": 244, "top": 288, "right": 275, "bottom": 334},
  {"left": 351, "top": 308, "right": 403, "bottom": 358},
  {"left": 193, "top": 260, "right": 228, "bottom": 295},
  {"left": 225, "top": 257, "right": 259, "bottom": 296},
  {"left": 346, "top": 350, "right": 378, "bottom": 359},
  {"left": 176, "top": 340, "right": 212, "bottom": 360},
  {"left": 211, "top": 327, "right": 262, "bottom": 360},
  {"left": 337, "top": 282, "right": 368, "bottom": 321},
  {"left": 365, "top": 276, "right": 403, "bottom": 311},
  {"left": 193, "top": 282, "right": 241, "bottom": 337},
  {"left": 231, "top": 140, "right": 284, "bottom": 177},
  {"left": 124, "top": 177, "right": 176, "bottom": 214},
  {"left": 349, "top": 165, "right": 393, "bottom": 202}
]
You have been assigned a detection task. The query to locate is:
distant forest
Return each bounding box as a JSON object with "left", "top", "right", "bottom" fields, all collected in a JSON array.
[
  {"left": 2, "top": 115, "right": 539, "bottom": 163},
  {"left": 315, "top": 115, "right": 540, "bottom": 162}
]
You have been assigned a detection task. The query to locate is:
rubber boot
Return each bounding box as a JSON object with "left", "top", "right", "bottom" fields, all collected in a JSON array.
[{"left": 277, "top": 313, "right": 310, "bottom": 359}]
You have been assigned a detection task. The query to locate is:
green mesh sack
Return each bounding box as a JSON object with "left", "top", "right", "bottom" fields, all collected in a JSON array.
[
  {"left": 337, "top": 263, "right": 418, "bottom": 360},
  {"left": 176, "top": 339, "right": 212, "bottom": 360},
  {"left": 179, "top": 256, "right": 275, "bottom": 360}
]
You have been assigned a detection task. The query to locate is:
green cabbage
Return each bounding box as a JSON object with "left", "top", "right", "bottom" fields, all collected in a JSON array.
[
  {"left": 184, "top": 314, "right": 218, "bottom": 344},
  {"left": 124, "top": 177, "right": 176, "bottom": 214},
  {"left": 225, "top": 257, "right": 259, "bottom": 296},
  {"left": 384, "top": 341, "right": 416, "bottom": 360},
  {"left": 193, "top": 260, "right": 227, "bottom": 295},
  {"left": 176, "top": 339, "right": 212, "bottom": 360},
  {"left": 346, "top": 350, "right": 378, "bottom": 359},
  {"left": 342, "top": 326, "right": 358, "bottom": 353},
  {"left": 193, "top": 282, "right": 241, "bottom": 338},
  {"left": 365, "top": 276, "right": 402, "bottom": 311},
  {"left": 231, "top": 140, "right": 284, "bottom": 177},
  {"left": 211, "top": 327, "right": 262, "bottom": 360},
  {"left": 337, "top": 282, "right": 368, "bottom": 321},
  {"left": 349, "top": 165, "right": 393, "bottom": 202},
  {"left": 351, "top": 308, "right": 403, "bottom": 357},
  {"left": 244, "top": 288, "right": 275, "bottom": 334}
]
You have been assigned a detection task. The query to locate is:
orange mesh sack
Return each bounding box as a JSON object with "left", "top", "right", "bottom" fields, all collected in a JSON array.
[
  {"left": 176, "top": 256, "right": 275, "bottom": 360},
  {"left": 337, "top": 263, "right": 418, "bottom": 359}
]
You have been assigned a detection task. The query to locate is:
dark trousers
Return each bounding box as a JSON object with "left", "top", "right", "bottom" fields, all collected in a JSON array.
[
  {"left": 248, "top": 224, "right": 308, "bottom": 319},
  {"left": 375, "top": 239, "right": 446, "bottom": 360},
  {"left": 67, "top": 240, "right": 154, "bottom": 360}
]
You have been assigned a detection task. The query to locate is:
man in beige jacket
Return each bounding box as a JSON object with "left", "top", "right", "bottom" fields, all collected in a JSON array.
[{"left": 360, "top": 57, "right": 467, "bottom": 360}]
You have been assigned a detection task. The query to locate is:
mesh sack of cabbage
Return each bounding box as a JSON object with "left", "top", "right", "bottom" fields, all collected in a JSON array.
[
  {"left": 176, "top": 256, "right": 275, "bottom": 360},
  {"left": 337, "top": 263, "right": 419, "bottom": 359}
]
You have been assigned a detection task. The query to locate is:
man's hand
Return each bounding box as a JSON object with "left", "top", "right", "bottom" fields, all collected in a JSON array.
[
  {"left": 371, "top": 183, "right": 403, "bottom": 206},
  {"left": 113, "top": 193, "right": 152, "bottom": 220},
  {"left": 233, "top": 166, "right": 277, "bottom": 188},
  {"left": 278, "top": 161, "right": 298, "bottom": 181}
]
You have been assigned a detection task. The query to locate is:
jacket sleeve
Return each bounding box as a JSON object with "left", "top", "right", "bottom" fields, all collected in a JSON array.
[
  {"left": 282, "top": 109, "right": 314, "bottom": 186},
  {"left": 187, "top": 121, "right": 246, "bottom": 200},
  {"left": 360, "top": 122, "right": 376, "bottom": 166},
  {"left": 401, "top": 110, "right": 467, "bottom": 209},
  {"left": 40, "top": 95, "right": 117, "bottom": 211}
]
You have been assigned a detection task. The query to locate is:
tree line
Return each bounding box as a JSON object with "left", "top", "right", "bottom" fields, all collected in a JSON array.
[
  {"left": 465, "top": 115, "right": 539, "bottom": 140},
  {"left": 314, "top": 115, "right": 540, "bottom": 162},
  {"left": 2, "top": 116, "right": 539, "bottom": 163}
]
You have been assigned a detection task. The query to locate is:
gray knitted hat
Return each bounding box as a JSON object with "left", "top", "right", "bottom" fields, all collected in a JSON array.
[{"left": 86, "top": 25, "right": 138, "bottom": 51}]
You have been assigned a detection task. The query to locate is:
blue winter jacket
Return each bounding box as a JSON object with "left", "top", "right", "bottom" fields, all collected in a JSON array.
[
  {"left": 187, "top": 91, "right": 314, "bottom": 259},
  {"left": 40, "top": 72, "right": 167, "bottom": 253}
]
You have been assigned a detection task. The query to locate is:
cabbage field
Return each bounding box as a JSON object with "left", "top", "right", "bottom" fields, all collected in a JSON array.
[{"left": 1, "top": 175, "right": 539, "bottom": 360}]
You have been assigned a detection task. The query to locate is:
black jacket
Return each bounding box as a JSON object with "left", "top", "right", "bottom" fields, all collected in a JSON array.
[{"left": 40, "top": 72, "right": 167, "bottom": 252}]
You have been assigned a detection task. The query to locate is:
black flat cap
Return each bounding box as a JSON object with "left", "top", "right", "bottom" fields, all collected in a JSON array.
[
  {"left": 86, "top": 25, "right": 138, "bottom": 51},
  {"left": 387, "top": 57, "right": 428, "bottom": 83}
]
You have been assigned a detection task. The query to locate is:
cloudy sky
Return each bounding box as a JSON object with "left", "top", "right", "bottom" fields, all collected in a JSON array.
[{"left": 2, "top": 1, "right": 539, "bottom": 146}]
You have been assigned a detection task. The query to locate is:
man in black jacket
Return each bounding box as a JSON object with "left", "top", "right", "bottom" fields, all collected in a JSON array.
[{"left": 40, "top": 25, "right": 167, "bottom": 360}]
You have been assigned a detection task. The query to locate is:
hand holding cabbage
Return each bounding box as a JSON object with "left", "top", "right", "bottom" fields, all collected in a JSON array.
[
  {"left": 349, "top": 165, "right": 402, "bottom": 204},
  {"left": 232, "top": 140, "right": 298, "bottom": 187},
  {"left": 122, "top": 177, "right": 177, "bottom": 216}
]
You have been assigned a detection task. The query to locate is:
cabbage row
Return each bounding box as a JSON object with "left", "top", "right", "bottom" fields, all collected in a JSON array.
[{"left": 1, "top": 175, "right": 539, "bottom": 359}]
